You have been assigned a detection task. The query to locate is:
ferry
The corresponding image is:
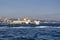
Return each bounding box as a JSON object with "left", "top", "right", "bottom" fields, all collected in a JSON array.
[
  {"left": 0, "top": 17, "right": 40, "bottom": 27},
  {"left": 0, "top": 17, "right": 60, "bottom": 27}
]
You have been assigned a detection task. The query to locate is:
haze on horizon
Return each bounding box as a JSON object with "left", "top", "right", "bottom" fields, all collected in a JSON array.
[{"left": 0, "top": 0, "right": 60, "bottom": 21}]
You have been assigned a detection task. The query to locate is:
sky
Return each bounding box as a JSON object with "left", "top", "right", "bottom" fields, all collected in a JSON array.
[{"left": 0, "top": 0, "right": 60, "bottom": 21}]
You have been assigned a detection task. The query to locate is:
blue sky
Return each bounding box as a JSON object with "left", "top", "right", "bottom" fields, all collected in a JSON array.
[{"left": 0, "top": 0, "right": 60, "bottom": 20}]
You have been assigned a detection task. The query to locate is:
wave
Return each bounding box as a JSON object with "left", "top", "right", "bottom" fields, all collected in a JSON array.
[{"left": 0, "top": 26, "right": 60, "bottom": 29}]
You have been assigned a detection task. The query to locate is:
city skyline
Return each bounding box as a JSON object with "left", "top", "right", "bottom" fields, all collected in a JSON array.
[{"left": 0, "top": 0, "right": 60, "bottom": 21}]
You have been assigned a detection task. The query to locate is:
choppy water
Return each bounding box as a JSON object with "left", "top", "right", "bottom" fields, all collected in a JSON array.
[{"left": 0, "top": 26, "right": 60, "bottom": 40}]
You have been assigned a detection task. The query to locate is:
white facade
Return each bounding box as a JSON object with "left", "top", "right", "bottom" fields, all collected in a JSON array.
[
  {"left": 11, "top": 20, "right": 31, "bottom": 24},
  {"left": 11, "top": 21, "right": 25, "bottom": 24}
]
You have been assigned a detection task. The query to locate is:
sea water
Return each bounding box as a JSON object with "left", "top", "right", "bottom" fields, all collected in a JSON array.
[{"left": 0, "top": 26, "right": 60, "bottom": 40}]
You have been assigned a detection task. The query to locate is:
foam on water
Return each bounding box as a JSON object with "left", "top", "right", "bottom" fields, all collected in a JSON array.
[
  {"left": 9, "top": 26, "right": 48, "bottom": 29},
  {"left": 35, "top": 26, "right": 49, "bottom": 28},
  {"left": 9, "top": 26, "right": 60, "bottom": 28},
  {"left": 0, "top": 26, "right": 60, "bottom": 29},
  {"left": 10, "top": 26, "right": 33, "bottom": 28}
]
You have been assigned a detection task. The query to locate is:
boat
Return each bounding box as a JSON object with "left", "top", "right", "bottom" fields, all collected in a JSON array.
[
  {"left": 0, "top": 17, "right": 60, "bottom": 27},
  {"left": 0, "top": 17, "right": 40, "bottom": 27}
]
